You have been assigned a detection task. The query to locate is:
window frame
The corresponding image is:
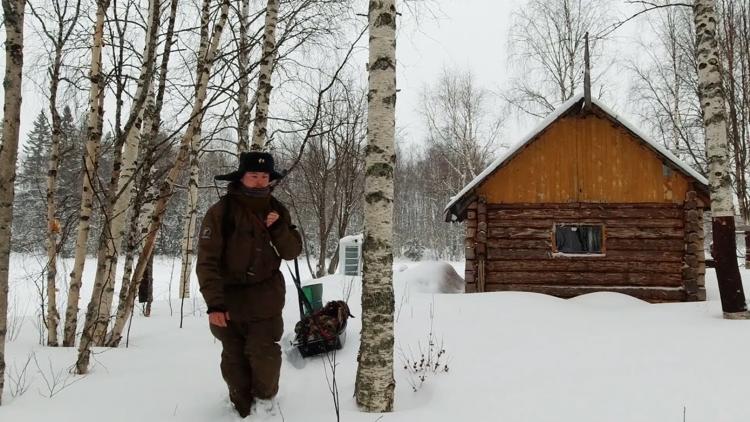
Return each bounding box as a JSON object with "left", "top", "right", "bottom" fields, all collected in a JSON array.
[{"left": 551, "top": 223, "right": 607, "bottom": 257}]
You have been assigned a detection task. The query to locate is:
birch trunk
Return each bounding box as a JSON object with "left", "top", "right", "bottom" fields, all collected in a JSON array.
[
  {"left": 179, "top": 128, "right": 200, "bottom": 300},
  {"left": 62, "top": 0, "right": 111, "bottom": 347},
  {"left": 250, "top": 0, "right": 279, "bottom": 150},
  {"left": 75, "top": 0, "right": 161, "bottom": 373},
  {"left": 0, "top": 0, "right": 27, "bottom": 404},
  {"left": 106, "top": 0, "right": 231, "bottom": 347},
  {"left": 90, "top": 105, "right": 145, "bottom": 344},
  {"left": 355, "top": 0, "right": 396, "bottom": 412},
  {"left": 106, "top": 0, "right": 180, "bottom": 345},
  {"left": 236, "top": 0, "right": 252, "bottom": 153},
  {"left": 693, "top": 0, "right": 749, "bottom": 318},
  {"left": 46, "top": 46, "right": 65, "bottom": 348},
  {"left": 107, "top": 164, "right": 157, "bottom": 346}
]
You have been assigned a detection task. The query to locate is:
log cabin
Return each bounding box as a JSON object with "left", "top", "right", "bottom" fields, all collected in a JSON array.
[{"left": 444, "top": 93, "right": 709, "bottom": 302}]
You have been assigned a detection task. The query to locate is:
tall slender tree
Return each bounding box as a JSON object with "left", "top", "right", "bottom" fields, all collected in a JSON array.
[
  {"left": 106, "top": 0, "right": 232, "bottom": 347},
  {"left": 505, "top": 0, "right": 614, "bottom": 117},
  {"left": 355, "top": 0, "right": 396, "bottom": 412},
  {"left": 62, "top": 0, "right": 112, "bottom": 347},
  {"left": 27, "top": 0, "right": 85, "bottom": 344},
  {"left": 236, "top": 0, "right": 253, "bottom": 153},
  {"left": 0, "top": 0, "right": 27, "bottom": 403},
  {"left": 250, "top": 0, "right": 279, "bottom": 150},
  {"left": 79, "top": 0, "right": 161, "bottom": 356},
  {"left": 106, "top": 0, "right": 180, "bottom": 334},
  {"left": 693, "top": 0, "right": 749, "bottom": 318}
]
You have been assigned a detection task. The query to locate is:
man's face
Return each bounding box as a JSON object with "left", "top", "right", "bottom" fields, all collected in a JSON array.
[{"left": 241, "top": 171, "right": 270, "bottom": 188}]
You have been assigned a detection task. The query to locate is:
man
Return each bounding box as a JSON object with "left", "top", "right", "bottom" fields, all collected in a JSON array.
[
  {"left": 138, "top": 254, "right": 154, "bottom": 317},
  {"left": 196, "top": 151, "right": 302, "bottom": 418}
]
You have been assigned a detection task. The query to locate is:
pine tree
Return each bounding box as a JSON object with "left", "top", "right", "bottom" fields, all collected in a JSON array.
[
  {"left": 20, "top": 111, "right": 51, "bottom": 189},
  {"left": 55, "top": 106, "right": 84, "bottom": 257},
  {"left": 12, "top": 111, "right": 51, "bottom": 251}
]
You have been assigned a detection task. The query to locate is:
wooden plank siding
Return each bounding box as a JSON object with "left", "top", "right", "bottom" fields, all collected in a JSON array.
[
  {"left": 477, "top": 115, "right": 692, "bottom": 204},
  {"left": 464, "top": 203, "right": 690, "bottom": 302}
]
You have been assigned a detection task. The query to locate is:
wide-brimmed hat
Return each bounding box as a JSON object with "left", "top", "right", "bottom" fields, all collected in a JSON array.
[{"left": 214, "top": 151, "right": 284, "bottom": 181}]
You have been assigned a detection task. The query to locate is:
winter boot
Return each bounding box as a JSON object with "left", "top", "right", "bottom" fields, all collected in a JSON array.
[{"left": 251, "top": 397, "right": 277, "bottom": 419}]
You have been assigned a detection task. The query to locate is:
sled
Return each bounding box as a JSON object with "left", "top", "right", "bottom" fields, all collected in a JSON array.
[{"left": 287, "top": 258, "right": 350, "bottom": 362}]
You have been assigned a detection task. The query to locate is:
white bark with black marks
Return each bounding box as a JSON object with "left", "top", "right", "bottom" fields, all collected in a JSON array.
[
  {"left": 62, "top": 0, "right": 111, "bottom": 348},
  {"left": 106, "top": 0, "right": 232, "bottom": 347},
  {"left": 250, "top": 0, "right": 279, "bottom": 150},
  {"left": 106, "top": 0, "right": 177, "bottom": 333},
  {"left": 694, "top": 0, "right": 734, "bottom": 217},
  {"left": 179, "top": 128, "right": 200, "bottom": 299},
  {"left": 0, "top": 0, "right": 27, "bottom": 404},
  {"left": 237, "top": 0, "right": 252, "bottom": 153},
  {"left": 355, "top": 0, "right": 396, "bottom": 412},
  {"left": 693, "top": 0, "right": 749, "bottom": 317},
  {"left": 91, "top": 9, "right": 159, "bottom": 342},
  {"left": 75, "top": 0, "right": 161, "bottom": 373}
]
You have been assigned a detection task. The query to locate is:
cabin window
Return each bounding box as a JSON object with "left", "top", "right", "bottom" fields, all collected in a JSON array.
[{"left": 554, "top": 224, "right": 604, "bottom": 255}]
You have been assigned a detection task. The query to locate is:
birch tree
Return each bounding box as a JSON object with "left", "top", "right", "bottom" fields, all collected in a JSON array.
[
  {"left": 75, "top": 0, "right": 160, "bottom": 371},
  {"left": 717, "top": 0, "right": 750, "bottom": 223},
  {"left": 628, "top": 3, "right": 706, "bottom": 171},
  {"left": 236, "top": 0, "right": 253, "bottom": 153},
  {"left": 178, "top": 124, "right": 200, "bottom": 307},
  {"left": 355, "top": 0, "right": 396, "bottom": 412},
  {"left": 250, "top": 0, "right": 279, "bottom": 150},
  {"left": 422, "top": 67, "right": 502, "bottom": 181},
  {"left": 279, "top": 82, "right": 367, "bottom": 277},
  {"left": 79, "top": 0, "right": 161, "bottom": 354},
  {"left": 107, "top": 0, "right": 179, "bottom": 343},
  {"left": 505, "top": 0, "right": 614, "bottom": 117},
  {"left": 25, "top": 0, "right": 83, "bottom": 345},
  {"left": 45, "top": 0, "right": 82, "bottom": 347},
  {"left": 0, "top": 0, "right": 27, "bottom": 403},
  {"left": 62, "top": 0, "right": 112, "bottom": 347},
  {"left": 693, "top": 0, "right": 749, "bottom": 318},
  {"left": 105, "top": 0, "right": 232, "bottom": 349}
]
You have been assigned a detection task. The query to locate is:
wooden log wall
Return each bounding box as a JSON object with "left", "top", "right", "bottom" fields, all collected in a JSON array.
[
  {"left": 464, "top": 198, "right": 488, "bottom": 292},
  {"left": 682, "top": 191, "right": 706, "bottom": 301},
  {"left": 470, "top": 202, "right": 692, "bottom": 302},
  {"left": 465, "top": 201, "right": 477, "bottom": 292}
]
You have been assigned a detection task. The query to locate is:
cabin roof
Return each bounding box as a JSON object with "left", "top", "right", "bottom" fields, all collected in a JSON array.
[{"left": 444, "top": 94, "right": 710, "bottom": 221}]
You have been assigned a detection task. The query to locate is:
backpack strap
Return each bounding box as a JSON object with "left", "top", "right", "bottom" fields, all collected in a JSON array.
[{"left": 220, "top": 195, "right": 234, "bottom": 265}]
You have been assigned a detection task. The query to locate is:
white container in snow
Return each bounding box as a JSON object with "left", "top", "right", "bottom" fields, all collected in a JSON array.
[{"left": 338, "top": 234, "right": 363, "bottom": 276}]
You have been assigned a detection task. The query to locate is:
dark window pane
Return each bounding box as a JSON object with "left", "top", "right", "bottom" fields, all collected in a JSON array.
[{"left": 555, "top": 225, "right": 603, "bottom": 254}]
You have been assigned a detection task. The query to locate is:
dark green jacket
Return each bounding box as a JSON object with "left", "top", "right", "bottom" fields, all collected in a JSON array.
[{"left": 196, "top": 184, "right": 302, "bottom": 321}]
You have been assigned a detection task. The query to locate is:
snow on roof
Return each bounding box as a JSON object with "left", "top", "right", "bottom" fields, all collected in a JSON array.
[
  {"left": 444, "top": 93, "right": 709, "bottom": 220},
  {"left": 339, "top": 233, "right": 363, "bottom": 244}
]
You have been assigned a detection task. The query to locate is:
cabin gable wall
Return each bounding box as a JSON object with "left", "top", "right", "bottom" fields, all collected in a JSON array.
[{"left": 478, "top": 115, "right": 692, "bottom": 204}]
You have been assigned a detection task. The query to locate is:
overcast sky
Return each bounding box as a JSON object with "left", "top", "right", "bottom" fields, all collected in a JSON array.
[{"left": 3, "top": 0, "right": 648, "bottom": 158}]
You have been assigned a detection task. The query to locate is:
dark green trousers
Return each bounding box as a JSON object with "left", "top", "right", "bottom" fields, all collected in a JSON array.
[{"left": 209, "top": 315, "right": 283, "bottom": 414}]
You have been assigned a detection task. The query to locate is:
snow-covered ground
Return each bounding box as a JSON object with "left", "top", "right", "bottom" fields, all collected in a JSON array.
[{"left": 2, "top": 253, "right": 750, "bottom": 421}]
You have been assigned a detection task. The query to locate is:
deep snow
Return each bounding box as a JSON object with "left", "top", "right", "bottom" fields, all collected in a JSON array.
[{"left": 1, "top": 253, "right": 750, "bottom": 422}]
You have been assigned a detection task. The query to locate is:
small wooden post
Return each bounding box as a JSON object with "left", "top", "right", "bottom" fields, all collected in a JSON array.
[
  {"left": 465, "top": 201, "right": 478, "bottom": 292},
  {"left": 583, "top": 32, "right": 592, "bottom": 110},
  {"left": 476, "top": 197, "right": 488, "bottom": 292},
  {"left": 683, "top": 191, "right": 706, "bottom": 301}
]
